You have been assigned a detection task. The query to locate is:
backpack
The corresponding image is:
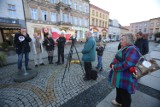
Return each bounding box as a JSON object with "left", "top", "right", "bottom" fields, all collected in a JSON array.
[{"left": 91, "top": 69, "right": 98, "bottom": 80}]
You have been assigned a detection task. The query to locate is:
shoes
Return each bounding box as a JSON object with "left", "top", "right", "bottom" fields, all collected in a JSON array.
[
  {"left": 56, "top": 61, "right": 61, "bottom": 65},
  {"left": 40, "top": 63, "right": 45, "bottom": 66},
  {"left": 49, "top": 62, "right": 53, "bottom": 64},
  {"left": 26, "top": 67, "right": 32, "bottom": 70},
  {"left": 111, "top": 100, "right": 122, "bottom": 106},
  {"left": 35, "top": 65, "right": 38, "bottom": 67}
]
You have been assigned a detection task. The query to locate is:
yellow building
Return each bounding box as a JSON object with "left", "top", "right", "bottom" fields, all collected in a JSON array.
[
  {"left": 90, "top": 4, "right": 109, "bottom": 40},
  {"left": 120, "top": 25, "right": 129, "bottom": 36}
]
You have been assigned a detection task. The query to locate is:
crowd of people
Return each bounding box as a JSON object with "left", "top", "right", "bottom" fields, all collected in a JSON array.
[{"left": 14, "top": 28, "right": 149, "bottom": 107}]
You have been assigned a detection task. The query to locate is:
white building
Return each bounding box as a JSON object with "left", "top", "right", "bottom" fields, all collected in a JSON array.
[
  {"left": 108, "top": 19, "right": 120, "bottom": 41},
  {"left": 0, "top": 0, "right": 25, "bottom": 45}
]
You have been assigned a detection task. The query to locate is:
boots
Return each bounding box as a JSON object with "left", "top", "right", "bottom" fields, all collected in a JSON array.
[
  {"left": 50, "top": 56, "right": 53, "bottom": 64},
  {"left": 48, "top": 56, "right": 51, "bottom": 64}
]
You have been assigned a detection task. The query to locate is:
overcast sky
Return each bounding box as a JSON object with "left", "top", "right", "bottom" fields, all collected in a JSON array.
[{"left": 90, "top": 0, "right": 160, "bottom": 26}]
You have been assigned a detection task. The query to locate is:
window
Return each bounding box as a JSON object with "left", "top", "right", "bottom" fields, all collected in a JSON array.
[
  {"left": 63, "top": 0, "right": 68, "bottom": 4},
  {"left": 42, "top": 10, "right": 47, "bottom": 21},
  {"left": 79, "top": 18, "right": 82, "bottom": 26},
  {"left": 92, "top": 18, "right": 95, "bottom": 26},
  {"left": 99, "top": 20, "right": 101, "bottom": 27},
  {"left": 150, "top": 23, "right": 154, "bottom": 27},
  {"left": 96, "top": 12, "right": 98, "bottom": 17},
  {"left": 63, "top": 14, "right": 68, "bottom": 23},
  {"left": 50, "top": 0, "right": 54, "bottom": 3},
  {"left": 92, "top": 10, "right": 95, "bottom": 15},
  {"left": 96, "top": 19, "right": 98, "bottom": 26},
  {"left": 8, "top": 4, "right": 16, "bottom": 18},
  {"left": 144, "top": 28, "right": 146, "bottom": 32},
  {"left": 79, "top": 5, "right": 82, "bottom": 11},
  {"left": 156, "top": 22, "right": 160, "bottom": 27},
  {"left": 31, "top": 8, "right": 38, "bottom": 20},
  {"left": 50, "top": 12, "right": 56, "bottom": 22},
  {"left": 74, "top": 17, "right": 78, "bottom": 25},
  {"left": 74, "top": 3, "right": 77, "bottom": 10},
  {"left": 100, "top": 13, "right": 101, "bottom": 18}
]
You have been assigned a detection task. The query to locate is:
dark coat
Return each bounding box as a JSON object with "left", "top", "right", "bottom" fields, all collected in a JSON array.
[
  {"left": 135, "top": 38, "right": 149, "bottom": 55},
  {"left": 96, "top": 46, "right": 104, "bottom": 56},
  {"left": 14, "top": 33, "right": 31, "bottom": 54},
  {"left": 43, "top": 37, "right": 55, "bottom": 51},
  {"left": 56, "top": 37, "right": 66, "bottom": 48}
]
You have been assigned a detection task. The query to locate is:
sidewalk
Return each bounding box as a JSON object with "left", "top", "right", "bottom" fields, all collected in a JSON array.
[{"left": 97, "top": 44, "right": 160, "bottom": 107}]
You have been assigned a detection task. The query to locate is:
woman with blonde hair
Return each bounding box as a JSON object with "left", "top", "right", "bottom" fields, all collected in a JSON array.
[{"left": 43, "top": 33, "right": 55, "bottom": 64}]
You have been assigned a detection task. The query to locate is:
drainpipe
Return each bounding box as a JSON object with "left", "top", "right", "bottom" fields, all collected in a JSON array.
[{"left": 22, "top": 0, "right": 27, "bottom": 30}]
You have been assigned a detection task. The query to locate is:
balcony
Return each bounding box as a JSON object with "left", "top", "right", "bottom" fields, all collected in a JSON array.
[
  {"left": 55, "top": 2, "right": 71, "bottom": 12},
  {"left": 56, "top": 21, "right": 71, "bottom": 26}
]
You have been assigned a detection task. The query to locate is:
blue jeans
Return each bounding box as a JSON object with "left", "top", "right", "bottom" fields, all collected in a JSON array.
[
  {"left": 96, "top": 55, "right": 103, "bottom": 69},
  {"left": 18, "top": 52, "right": 29, "bottom": 69}
]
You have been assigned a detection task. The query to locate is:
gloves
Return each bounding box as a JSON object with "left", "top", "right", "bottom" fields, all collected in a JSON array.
[{"left": 129, "top": 67, "right": 136, "bottom": 73}]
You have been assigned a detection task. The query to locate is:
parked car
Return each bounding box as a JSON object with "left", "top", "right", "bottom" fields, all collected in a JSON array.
[
  {"left": 103, "top": 38, "right": 110, "bottom": 43},
  {"left": 110, "top": 38, "right": 116, "bottom": 42}
]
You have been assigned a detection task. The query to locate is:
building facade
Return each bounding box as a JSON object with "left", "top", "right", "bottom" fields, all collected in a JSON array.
[
  {"left": 120, "top": 25, "right": 129, "bottom": 36},
  {"left": 89, "top": 4, "right": 109, "bottom": 41},
  {"left": 148, "top": 17, "right": 160, "bottom": 40},
  {"left": 108, "top": 19, "right": 120, "bottom": 41},
  {"left": 129, "top": 17, "right": 160, "bottom": 40},
  {"left": 129, "top": 21, "right": 149, "bottom": 35},
  {"left": 23, "top": 0, "right": 89, "bottom": 40},
  {"left": 0, "top": 0, "right": 25, "bottom": 45}
]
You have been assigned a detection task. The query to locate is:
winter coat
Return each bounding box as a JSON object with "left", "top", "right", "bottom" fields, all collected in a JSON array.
[
  {"left": 135, "top": 38, "right": 149, "bottom": 55},
  {"left": 43, "top": 37, "right": 55, "bottom": 51},
  {"left": 82, "top": 36, "right": 96, "bottom": 62},
  {"left": 14, "top": 33, "right": 31, "bottom": 54},
  {"left": 31, "top": 37, "right": 44, "bottom": 54},
  {"left": 108, "top": 45, "right": 141, "bottom": 94},
  {"left": 56, "top": 37, "right": 66, "bottom": 48},
  {"left": 96, "top": 46, "right": 104, "bottom": 56}
]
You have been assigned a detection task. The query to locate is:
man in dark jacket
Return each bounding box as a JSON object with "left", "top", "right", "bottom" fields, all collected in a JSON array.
[
  {"left": 135, "top": 32, "right": 149, "bottom": 55},
  {"left": 56, "top": 31, "right": 66, "bottom": 64},
  {"left": 14, "top": 28, "right": 32, "bottom": 72}
]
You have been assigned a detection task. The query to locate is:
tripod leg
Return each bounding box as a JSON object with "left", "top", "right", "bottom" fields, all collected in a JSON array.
[
  {"left": 74, "top": 45, "right": 85, "bottom": 74},
  {"left": 61, "top": 46, "right": 73, "bottom": 83}
]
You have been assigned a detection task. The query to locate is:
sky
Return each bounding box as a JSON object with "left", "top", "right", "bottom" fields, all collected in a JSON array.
[{"left": 90, "top": 0, "right": 160, "bottom": 26}]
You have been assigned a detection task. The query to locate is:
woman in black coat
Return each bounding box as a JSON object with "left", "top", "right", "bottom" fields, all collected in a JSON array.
[{"left": 43, "top": 33, "right": 55, "bottom": 64}]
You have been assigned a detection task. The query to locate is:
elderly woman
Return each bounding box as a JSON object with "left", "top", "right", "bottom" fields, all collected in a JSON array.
[{"left": 109, "top": 34, "right": 141, "bottom": 107}]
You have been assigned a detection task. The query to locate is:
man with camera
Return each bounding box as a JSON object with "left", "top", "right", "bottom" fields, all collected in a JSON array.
[
  {"left": 56, "top": 31, "right": 66, "bottom": 65},
  {"left": 14, "top": 28, "right": 32, "bottom": 72}
]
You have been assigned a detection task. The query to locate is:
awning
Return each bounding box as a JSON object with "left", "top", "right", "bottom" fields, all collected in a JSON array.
[
  {"left": 93, "top": 26, "right": 99, "bottom": 32},
  {"left": 0, "top": 23, "right": 21, "bottom": 29}
]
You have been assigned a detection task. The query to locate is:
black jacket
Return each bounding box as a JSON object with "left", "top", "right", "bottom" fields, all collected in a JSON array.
[
  {"left": 56, "top": 37, "right": 66, "bottom": 48},
  {"left": 43, "top": 37, "right": 55, "bottom": 51},
  {"left": 135, "top": 38, "right": 149, "bottom": 55},
  {"left": 14, "top": 33, "right": 31, "bottom": 54},
  {"left": 96, "top": 46, "right": 104, "bottom": 56}
]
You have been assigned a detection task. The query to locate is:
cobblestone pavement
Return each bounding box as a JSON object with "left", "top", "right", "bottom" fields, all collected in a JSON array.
[{"left": 0, "top": 42, "right": 159, "bottom": 107}]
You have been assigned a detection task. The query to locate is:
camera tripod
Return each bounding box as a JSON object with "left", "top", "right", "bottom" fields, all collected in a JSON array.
[{"left": 61, "top": 40, "right": 85, "bottom": 83}]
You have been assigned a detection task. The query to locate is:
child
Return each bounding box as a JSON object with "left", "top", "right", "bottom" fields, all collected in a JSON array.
[
  {"left": 32, "top": 33, "right": 44, "bottom": 67},
  {"left": 43, "top": 33, "right": 55, "bottom": 64},
  {"left": 96, "top": 41, "right": 104, "bottom": 71}
]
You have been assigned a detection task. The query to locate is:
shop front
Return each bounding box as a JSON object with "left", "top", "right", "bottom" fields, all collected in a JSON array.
[{"left": 0, "top": 23, "right": 20, "bottom": 46}]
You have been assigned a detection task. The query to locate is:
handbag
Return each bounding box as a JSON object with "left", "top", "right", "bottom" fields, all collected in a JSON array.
[{"left": 133, "top": 47, "right": 160, "bottom": 79}]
